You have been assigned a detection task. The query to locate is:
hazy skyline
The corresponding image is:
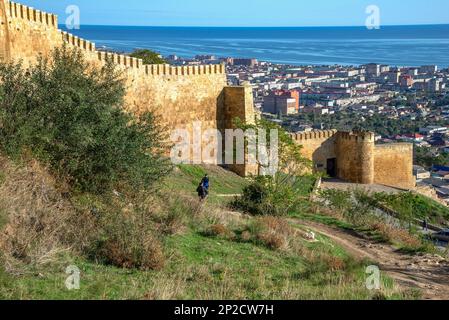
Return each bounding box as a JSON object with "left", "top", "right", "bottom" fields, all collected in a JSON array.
[{"left": 17, "top": 0, "right": 449, "bottom": 27}]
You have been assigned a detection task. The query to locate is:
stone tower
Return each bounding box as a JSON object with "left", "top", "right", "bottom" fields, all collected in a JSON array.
[
  {"left": 336, "top": 131, "right": 375, "bottom": 184},
  {"left": 353, "top": 131, "right": 375, "bottom": 185}
]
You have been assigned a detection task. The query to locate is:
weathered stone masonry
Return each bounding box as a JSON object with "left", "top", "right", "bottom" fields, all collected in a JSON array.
[
  {"left": 0, "top": 1, "right": 415, "bottom": 186},
  {"left": 291, "top": 130, "right": 415, "bottom": 190},
  {"left": 0, "top": 0, "right": 256, "bottom": 174}
]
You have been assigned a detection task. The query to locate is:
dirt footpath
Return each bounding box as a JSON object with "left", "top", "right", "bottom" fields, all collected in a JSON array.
[{"left": 296, "top": 219, "right": 449, "bottom": 300}]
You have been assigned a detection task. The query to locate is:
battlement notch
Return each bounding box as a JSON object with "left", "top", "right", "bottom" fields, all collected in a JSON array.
[
  {"left": 145, "top": 63, "right": 225, "bottom": 76},
  {"left": 61, "top": 31, "right": 96, "bottom": 52},
  {"left": 292, "top": 129, "right": 337, "bottom": 142},
  {"left": 337, "top": 130, "right": 375, "bottom": 142},
  {"left": 7, "top": 1, "right": 57, "bottom": 28}
]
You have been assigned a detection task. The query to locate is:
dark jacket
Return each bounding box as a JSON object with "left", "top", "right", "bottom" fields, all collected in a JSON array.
[{"left": 197, "top": 185, "right": 206, "bottom": 198}]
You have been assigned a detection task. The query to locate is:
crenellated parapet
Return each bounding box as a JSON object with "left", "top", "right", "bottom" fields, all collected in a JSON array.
[
  {"left": 96, "top": 51, "right": 225, "bottom": 75},
  {"left": 7, "top": 1, "right": 57, "bottom": 28},
  {"left": 290, "top": 129, "right": 375, "bottom": 145},
  {"left": 291, "top": 129, "right": 338, "bottom": 142},
  {"left": 0, "top": 0, "right": 415, "bottom": 184},
  {"left": 291, "top": 129, "right": 379, "bottom": 185},
  {"left": 337, "top": 130, "right": 375, "bottom": 142},
  {"left": 61, "top": 31, "right": 96, "bottom": 52},
  {"left": 96, "top": 51, "right": 144, "bottom": 69},
  {"left": 2, "top": 0, "right": 226, "bottom": 78},
  {"left": 144, "top": 63, "right": 225, "bottom": 76},
  {"left": 95, "top": 51, "right": 226, "bottom": 75},
  {"left": 0, "top": 0, "right": 257, "bottom": 178}
]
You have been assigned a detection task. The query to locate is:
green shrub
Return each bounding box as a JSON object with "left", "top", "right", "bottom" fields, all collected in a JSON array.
[
  {"left": 319, "top": 189, "right": 436, "bottom": 252},
  {"left": 373, "top": 192, "right": 449, "bottom": 224},
  {"left": 0, "top": 46, "right": 171, "bottom": 193},
  {"left": 130, "top": 49, "right": 166, "bottom": 65},
  {"left": 319, "top": 189, "right": 352, "bottom": 213},
  {"left": 231, "top": 175, "right": 311, "bottom": 216},
  {"left": 89, "top": 202, "right": 165, "bottom": 270},
  {"left": 230, "top": 117, "right": 314, "bottom": 216}
]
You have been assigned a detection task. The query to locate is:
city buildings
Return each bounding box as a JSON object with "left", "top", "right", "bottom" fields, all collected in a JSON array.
[
  {"left": 158, "top": 50, "right": 449, "bottom": 200},
  {"left": 262, "top": 90, "right": 300, "bottom": 115}
]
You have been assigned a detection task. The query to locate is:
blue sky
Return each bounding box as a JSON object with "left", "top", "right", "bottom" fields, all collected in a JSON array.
[{"left": 17, "top": 0, "right": 449, "bottom": 27}]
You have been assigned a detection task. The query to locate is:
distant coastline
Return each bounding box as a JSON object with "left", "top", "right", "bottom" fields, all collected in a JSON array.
[
  {"left": 61, "top": 23, "right": 449, "bottom": 29},
  {"left": 62, "top": 24, "right": 449, "bottom": 67}
]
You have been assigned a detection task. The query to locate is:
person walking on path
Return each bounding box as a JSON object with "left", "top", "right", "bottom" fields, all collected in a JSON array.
[
  {"left": 422, "top": 217, "right": 428, "bottom": 231},
  {"left": 201, "top": 174, "right": 210, "bottom": 197},
  {"left": 197, "top": 182, "right": 206, "bottom": 201}
]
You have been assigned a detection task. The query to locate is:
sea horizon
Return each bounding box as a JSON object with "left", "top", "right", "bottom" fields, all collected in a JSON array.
[
  {"left": 62, "top": 24, "right": 449, "bottom": 67},
  {"left": 62, "top": 23, "right": 449, "bottom": 28}
]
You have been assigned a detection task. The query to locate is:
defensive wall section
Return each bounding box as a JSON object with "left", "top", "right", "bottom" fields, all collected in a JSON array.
[
  {"left": 291, "top": 129, "right": 338, "bottom": 169},
  {"left": 374, "top": 143, "right": 415, "bottom": 190},
  {"left": 0, "top": 1, "right": 415, "bottom": 183},
  {"left": 291, "top": 130, "right": 415, "bottom": 190},
  {"left": 0, "top": 0, "right": 256, "bottom": 175}
]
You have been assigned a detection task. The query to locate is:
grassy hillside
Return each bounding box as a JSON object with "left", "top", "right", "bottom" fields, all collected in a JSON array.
[
  {"left": 0, "top": 160, "right": 415, "bottom": 300},
  {"left": 0, "top": 46, "right": 431, "bottom": 301},
  {"left": 373, "top": 192, "right": 449, "bottom": 226},
  {"left": 164, "top": 164, "right": 248, "bottom": 204},
  {"left": 0, "top": 228, "right": 406, "bottom": 300},
  {"left": 313, "top": 189, "right": 441, "bottom": 254}
]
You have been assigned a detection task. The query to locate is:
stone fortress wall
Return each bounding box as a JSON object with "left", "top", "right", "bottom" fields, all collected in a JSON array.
[
  {"left": 0, "top": 0, "right": 255, "bottom": 174},
  {"left": 291, "top": 130, "right": 415, "bottom": 190},
  {"left": 373, "top": 143, "right": 415, "bottom": 190},
  {"left": 291, "top": 129, "right": 338, "bottom": 169},
  {"left": 0, "top": 1, "right": 415, "bottom": 185}
]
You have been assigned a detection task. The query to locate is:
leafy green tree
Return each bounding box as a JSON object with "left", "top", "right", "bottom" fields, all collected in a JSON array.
[
  {"left": 231, "top": 118, "right": 314, "bottom": 216},
  {"left": 414, "top": 146, "right": 449, "bottom": 169},
  {"left": 130, "top": 49, "right": 166, "bottom": 65},
  {"left": 0, "top": 46, "right": 172, "bottom": 193},
  {"left": 234, "top": 117, "right": 311, "bottom": 176}
]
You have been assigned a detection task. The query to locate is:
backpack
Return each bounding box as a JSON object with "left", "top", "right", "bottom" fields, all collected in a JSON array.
[{"left": 202, "top": 177, "right": 209, "bottom": 189}]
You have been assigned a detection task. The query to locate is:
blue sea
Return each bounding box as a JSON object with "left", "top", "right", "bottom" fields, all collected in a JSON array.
[{"left": 62, "top": 25, "right": 449, "bottom": 67}]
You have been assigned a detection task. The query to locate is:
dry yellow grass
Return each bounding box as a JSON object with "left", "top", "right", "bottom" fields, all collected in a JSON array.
[
  {"left": 370, "top": 221, "right": 422, "bottom": 248},
  {"left": 252, "top": 216, "right": 296, "bottom": 251},
  {"left": 0, "top": 157, "right": 95, "bottom": 273},
  {"left": 0, "top": 157, "right": 167, "bottom": 273}
]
